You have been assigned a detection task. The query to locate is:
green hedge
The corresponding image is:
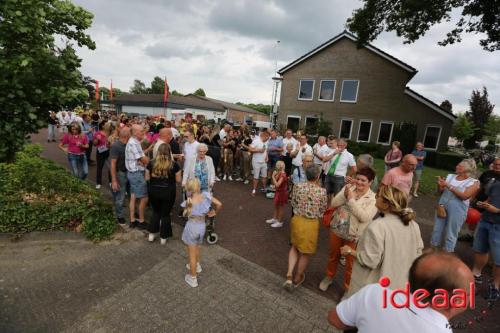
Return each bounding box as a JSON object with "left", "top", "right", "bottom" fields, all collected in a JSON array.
[
  {"left": 346, "top": 140, "right": 465, "bottom": 171},
  {"left": 0, "top": 145, "right": 116, "bottom": 241}
]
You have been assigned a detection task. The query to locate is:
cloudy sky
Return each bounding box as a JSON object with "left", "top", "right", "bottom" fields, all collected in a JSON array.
[{"left": 73, "top": 0, "right": 498, "bottom": 114}]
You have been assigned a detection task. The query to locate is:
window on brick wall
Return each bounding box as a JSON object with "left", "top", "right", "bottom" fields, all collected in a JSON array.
[
  {"left": 377, "top": 121, "right": 394, "bottom": 145},
  {"left": 423, "top": 125, "right": 441, "bottom": 150},
  {"left": 298, "top": 79, "right": 314, "bottom": 100},
  {"left": 340, "top": 80, "right": 359, "bottom": 102},
  {"left": 318, "top": 80, "right": 335, "bottom": 101},
  {"left": 340, "top": 119, "right": 353, "bottom": 139},
  {"left": 357, "top": 120, "right": 372, "bottom": 142}
]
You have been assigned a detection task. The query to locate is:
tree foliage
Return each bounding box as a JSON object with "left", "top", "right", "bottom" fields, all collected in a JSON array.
[
  {"left": 236, "top": 102, "right": 271, "bottom": 115},
  {"left": 129, "top": 79, "right": 148, "bottom": 94},
  {"left": 452, "top": 113, "right": 476, "bottom": 143},
  {"left": 150, "top": 76, "right": 165, "bottom": 94},
  {"left": 465, "top": 87, "right": 495, "bottom": 144},
  {"left": 0, "top": 0, "right": 95, "bottom": 162},
  {"left": 347, "top": 0, "right": 500, "bottom": 51},
  {"left": 440, "top": 100, "right": 453, "bottom": 113},
  {"left": 193, "top": 88, "right": 206, "bottom": 97},
  {"left": 484, "top": 114, "right": 500, "bottom": 142}
]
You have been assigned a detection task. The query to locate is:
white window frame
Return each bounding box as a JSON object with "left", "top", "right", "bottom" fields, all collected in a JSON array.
[
  {"left": 357, "top": 120, "right": 373, "bottom": 143},
  {"left": 340, "top": 80, "right": 360, "bottom": 103},
  {"left": 339, "top": 118, "right": 353, "bottom": 140},
  {"left": 377, "top": 121, "right": 394, "bottom": 145},
  {"left": 297, "top": 79, "right": 315, "bottom": 101},
  {"left": 286, "top": 115, "right": 301, "bottom": 132},
  {"left": 305, "top": 116, "right": 319, "bottom": 129},
  {"left": 423, "top": 125, "right": 442, "bottom": 151},
  {"left": 318, "top": 80, "right": 336, "bottom": 102}
]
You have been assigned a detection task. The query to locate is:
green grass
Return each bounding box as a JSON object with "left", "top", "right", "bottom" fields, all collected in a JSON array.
[{"left": 372, "top": 159, "right": 450, "bottom": 196}]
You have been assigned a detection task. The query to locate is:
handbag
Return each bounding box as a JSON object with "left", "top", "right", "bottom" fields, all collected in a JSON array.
[
  {"left": 330, "top": 205, "right": 352, "bottom": 239},
  {"left": 436, "top": 204, "right": 447, "bottom": 218},
  {"left": 321, "top": 207, "right": 336, "bottom": 228}
]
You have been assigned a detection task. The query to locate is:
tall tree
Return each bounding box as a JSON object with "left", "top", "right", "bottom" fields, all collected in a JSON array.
[
  {"left": 0, "top": 0, "right": 95, "bottom": 162},
  {"left": 347, "top": 0, "right": 500, "bottom": 51},
  {"left": 150, "top": 76, "right": 165, "bottom": 94},
  {"left": 193, "top": 88, "right": 206, "bottom": 97},
  {"left": 484, "top": 114, "right": 500, "bottom": 142},
  {"left": 465, "top": 87, "right": 495, "bottom": 144},
  {"left": 171, "top": 90, "right": 183, "bottom": 96},
  {"left": 129, "top": 79, "right": 148, "bottom": 94},
  {"left": 440, "top": 100, "right": 453, "bottom": 113},
  {"left": 452, "top": 113, "right": 476, "bottom": 145}
]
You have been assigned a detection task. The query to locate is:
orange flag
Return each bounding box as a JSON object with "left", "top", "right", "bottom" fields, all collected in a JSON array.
[{"left": 95, "top": 80, "right": 100, "bottom": 101}]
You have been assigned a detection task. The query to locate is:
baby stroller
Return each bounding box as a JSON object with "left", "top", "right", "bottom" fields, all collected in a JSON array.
[{"left": 205, "top": 210, "right": 218, "bottom": 245}]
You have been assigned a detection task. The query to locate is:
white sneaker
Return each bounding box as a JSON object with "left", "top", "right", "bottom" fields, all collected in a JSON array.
[
  {"left": 229, "top": 176, "right": 233, "bottom": 181},
  {"left": 215, "top": 176, "right": 221, "bottom": 182},
  {"left": 251, "top": 189, "right": 256, "bottom": 196},
  {"left": 319, "top": 276, "right": 334, "bottom": 291},
  {"left": 148, "top": 233, "right": 155, "bottom": 242},
  {"left": 186, "top": 262, "right": 202, "bottom": 273},
  {"left": 185, "top": 274, "right": 198, "bottom": 288},
  {"left": 266, "top": 218, "right": 277, "bottom": 224},
  {"left": 223, "top": 175, "right": 227, "bottom": 181},
  {"left": 95, "top": 184, "right": 101, "bottom": 189},
  {"left": 160, "top": 238, "right": 167, "bottom": 245},
  {"left": 244, "top": 180, "right": 249, "bottom": 185},
  {"left": 271, "top": 221, "right": 283, "bottom": 228},
  {"left": 413, "top": 192, "right": 419, "bottom": 198},
  {"left": 236, "top": 178, "right": 243, "bottom": 181}
]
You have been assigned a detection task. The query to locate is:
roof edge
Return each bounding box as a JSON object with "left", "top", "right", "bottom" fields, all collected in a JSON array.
[
  {"left": 404, "top": 87, "right": 457, "bottom": 122},
  {"left": 278, "top": 30, "right": 417, "bottom": 75}
]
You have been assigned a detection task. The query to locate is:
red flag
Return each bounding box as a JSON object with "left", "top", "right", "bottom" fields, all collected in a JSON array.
[
  {"left": 163, "top": 77, "right": 168, "bottom": 105},
  {"left": 110, "top": 80, "right": 114, "bottom": 102},
  {"left": 95, "top": 80, "right": 100, "bottom": 101}
]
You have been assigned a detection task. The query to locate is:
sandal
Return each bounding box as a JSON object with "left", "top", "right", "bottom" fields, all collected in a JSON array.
[
  {"left": 294, "top": 273, "right": 306, "bottom": 288},
  {"left": 283, "top": 275, "right": 294, "bottom": 292}
]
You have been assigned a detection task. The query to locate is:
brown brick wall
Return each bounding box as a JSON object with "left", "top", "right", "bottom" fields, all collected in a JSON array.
[
  {"left": 277, "top": 37, "right": 453, "bottom": 150},
  {"left": 227, "top": 109, "right": 268, "bottom": 124}
]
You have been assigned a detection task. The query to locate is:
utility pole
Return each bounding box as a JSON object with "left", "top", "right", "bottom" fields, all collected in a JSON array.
[{"left": 270, "top": 40, "right": 281, "bottom": 129}]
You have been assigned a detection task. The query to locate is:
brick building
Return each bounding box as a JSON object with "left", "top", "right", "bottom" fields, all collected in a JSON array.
[{"left": 276, "top": 31, "right": 456, "bottom": 151}]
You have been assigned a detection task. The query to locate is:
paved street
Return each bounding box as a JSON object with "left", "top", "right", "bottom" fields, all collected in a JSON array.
[{"left": 0, "top": 129, "right": 496, "bottom": 332}]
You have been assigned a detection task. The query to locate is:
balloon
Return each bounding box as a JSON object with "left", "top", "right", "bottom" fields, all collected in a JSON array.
[{"left": 465, "top": 208, "right": 481, "bottom": 226}]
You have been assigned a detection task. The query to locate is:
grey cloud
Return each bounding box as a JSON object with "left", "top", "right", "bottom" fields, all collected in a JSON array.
[{"left": 144, "top": 42, "right": 213, "bottom": 59}]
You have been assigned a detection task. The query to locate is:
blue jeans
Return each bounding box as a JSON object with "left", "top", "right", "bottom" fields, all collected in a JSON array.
[
  {"left": 473, "top": 220, "right": 500, "bottom": 266},
  {"left": 112, "top": 171, "right": 128, "bottom": 219},
  {"left": 67, "top": 153, "right": 88, "bottom": 180},
  {"left": 48, "top": 124, "right": 57, "bottom": 141},
  {"left": 430, "top": 188, "right": 467, "bottom": 252}
]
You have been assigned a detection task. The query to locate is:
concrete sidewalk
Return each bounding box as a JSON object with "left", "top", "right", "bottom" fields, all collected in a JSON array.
[{"left": 0, "top": 226, "right": 339, "bottom": 333}]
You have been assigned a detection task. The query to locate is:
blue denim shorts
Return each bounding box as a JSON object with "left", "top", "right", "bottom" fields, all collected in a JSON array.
[
  {"left": 473, "top": 220, "right": 500, "bottom": 266},
  {"left": 127, "top": 171, "right": 148, "bottom": 198}
]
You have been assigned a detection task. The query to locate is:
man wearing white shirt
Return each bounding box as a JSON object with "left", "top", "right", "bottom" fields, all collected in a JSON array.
[
  {"left": 182, "top": 129, "right": 199, "bottom": 172},
  {"left": 249, "top": 131, "right": 270, "bottom": 196},
  {"left": 292, "top": 134, "right": 313, "bottom": 167},
  {"left": 281, "top": 129, "right": 298, "bottom": 157},
  {"left": 219, "top": 123, "right": 231, "bottom": 141},
  {"left": 57, "top": 111, "right": 69, "bottom": 133},
  {"left": 313, "top": 136, "right": 330, "bottom": 182},
  {"left": 323, "top": 138, "right": 356, "bottom": 197},
  {"left": 328, "top": 252, "right": 474, "bottom": 333}
]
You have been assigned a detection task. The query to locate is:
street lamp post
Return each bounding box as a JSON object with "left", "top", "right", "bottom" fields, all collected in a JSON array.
[{"left": 270, "top": 40, "right": 281, "bottom": 129}]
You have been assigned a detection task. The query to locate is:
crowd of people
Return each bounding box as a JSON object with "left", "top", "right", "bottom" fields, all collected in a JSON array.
[{"left": 50, "top": 109, "right": 499, "bottom": 331}]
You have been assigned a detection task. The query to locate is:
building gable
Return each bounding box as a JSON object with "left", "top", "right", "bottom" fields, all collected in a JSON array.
[{"left": 278, "top": 31, "right": 417, "bottom": 76}]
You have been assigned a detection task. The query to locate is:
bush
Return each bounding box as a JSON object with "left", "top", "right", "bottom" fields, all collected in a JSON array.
[{"left": 0, "top": 145, "right": 116, "bottom": 241}]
